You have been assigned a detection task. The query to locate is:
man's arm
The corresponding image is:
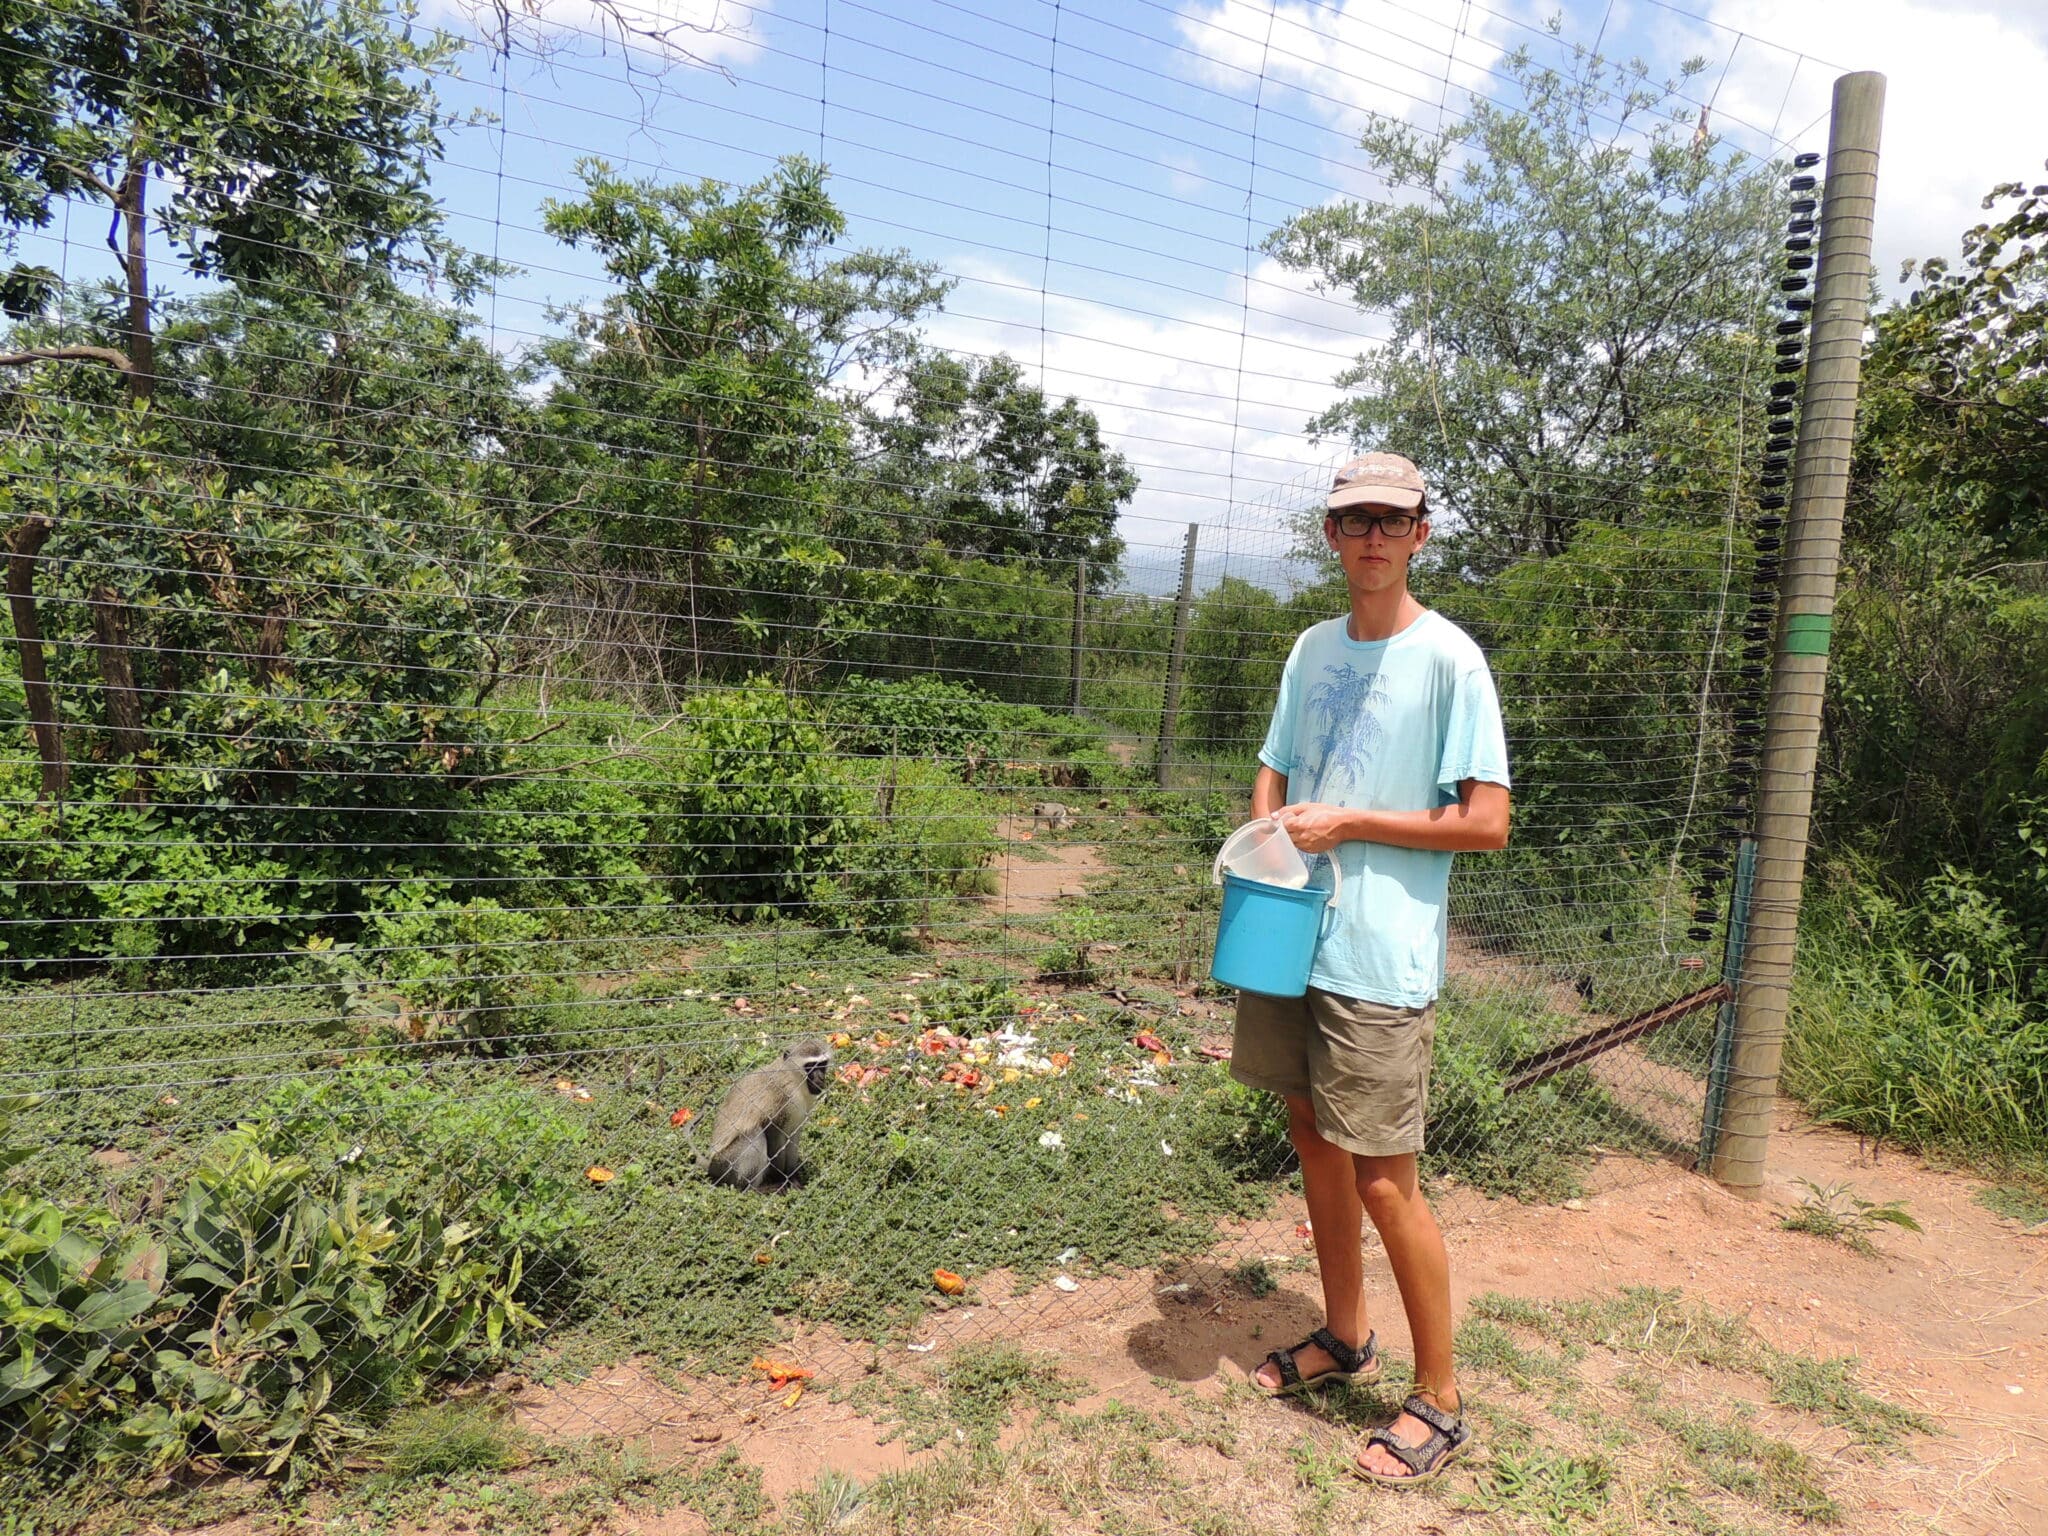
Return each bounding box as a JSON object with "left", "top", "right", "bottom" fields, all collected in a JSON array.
[
  {"left": 1251, "top": 764, "right": 1288, "bottom": 820},
  {"left": 1272, "top": 780, "right": 1510, "bottom": 854}
]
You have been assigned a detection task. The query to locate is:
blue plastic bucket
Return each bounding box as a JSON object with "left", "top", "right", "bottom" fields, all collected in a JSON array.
[{"left": 1210, "top": 872, "right": 1334, "bottom": 998}]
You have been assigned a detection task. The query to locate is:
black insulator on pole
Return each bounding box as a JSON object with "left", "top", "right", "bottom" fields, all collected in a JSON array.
[
  {"left": 1790, "top": 173, "right": 1817, "bottom": 190},
  {"left": 1793, "top": 151, "right": 1820, "bottom": 167}
]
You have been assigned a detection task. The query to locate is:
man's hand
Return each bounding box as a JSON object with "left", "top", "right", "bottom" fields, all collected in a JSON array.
[{"left": 1269, "top": 802, "right": 1349, "bottom": 854}]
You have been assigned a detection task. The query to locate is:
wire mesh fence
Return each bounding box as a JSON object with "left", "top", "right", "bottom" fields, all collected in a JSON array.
[{"left": 0, "top": 0, "right": 1840, "bottom": 1512}]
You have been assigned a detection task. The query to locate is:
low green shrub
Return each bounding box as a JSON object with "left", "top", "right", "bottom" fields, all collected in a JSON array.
[
  {"left": 825, "top": 675, "right": 1008, "bottom": 764},
  {"left": 647, "top": 678, "right": 858, "bottom": 919},
  {"left": 358, "top": 896, "right": 566, "bottom": 1053},
  {"left": 1785, "top": 877, "right": 2047, "bottom": 1167},
  {"left": 0, "top": 1075, "right": 568, "bottom": 1491}
]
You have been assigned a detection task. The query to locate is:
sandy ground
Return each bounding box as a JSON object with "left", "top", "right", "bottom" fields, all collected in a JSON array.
[{"left": 487, "top": 1100, "right": 2044, "bottom": 1535}]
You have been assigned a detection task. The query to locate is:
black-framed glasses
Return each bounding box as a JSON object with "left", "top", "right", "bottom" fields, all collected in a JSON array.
[{"left": 1330, "top": 509, "right": 1421, "bottom": 539}]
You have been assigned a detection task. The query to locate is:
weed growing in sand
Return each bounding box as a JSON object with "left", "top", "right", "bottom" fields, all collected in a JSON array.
[
  {"left": 1469, "top": 1449, "right": 1613, "bottom": 1533},
  {"left": 1781, "top": 1178, "right": 1922, "bottom": 1253},
  {"left": 850, "top": 1343, "right": 1081, "bottom": 1451},
  {"left": 367, "top": 1398, "right": 526, "bottom": 1480}
]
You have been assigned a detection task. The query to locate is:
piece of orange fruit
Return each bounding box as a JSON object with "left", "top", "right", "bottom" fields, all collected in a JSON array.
[{"left": 933, "top": 1268, "right": 967, "bottom": 1296}]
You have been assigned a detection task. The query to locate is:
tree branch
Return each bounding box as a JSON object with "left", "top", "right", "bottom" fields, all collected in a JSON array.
[{"left": 0, "top": 344, "right": 137, "bottom": 374}]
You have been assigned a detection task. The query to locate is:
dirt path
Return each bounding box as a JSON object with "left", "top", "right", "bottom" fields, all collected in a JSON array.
[{"left": 988, "top": 813, "right": 1106, "bottom": 916}]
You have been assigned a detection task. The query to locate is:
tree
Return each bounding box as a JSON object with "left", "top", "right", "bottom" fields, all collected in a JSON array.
[
  {"left": 0, "top": 0, "right": 463, "bottom": 401},
  {"left": 1821, "top": 172, "right": 2048, "bottom": 910},
  {"left": 862, "top": 350, "right": 1134, "bottom": 582},
  {"left": 0, "top": 0, "right": 467, "bottom": 800},
  {"left": 1855, "top": 171, "right": 2048, "bottom": 557},
  {"left": 1266, "top": 43, "right": 1780, "bottom": 572},
  {"left": 523, "top": 156, "right": 948, "bottom": 686}
]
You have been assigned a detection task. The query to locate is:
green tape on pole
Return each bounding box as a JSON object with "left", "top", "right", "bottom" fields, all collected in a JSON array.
[{"left": 1783, "top": 613, "right": 1832, "bottom": 656}]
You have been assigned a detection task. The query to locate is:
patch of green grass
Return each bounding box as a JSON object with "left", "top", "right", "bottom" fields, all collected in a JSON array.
[
  {"left": 1627, "top": 1379, "right": 1839, "bottom": 1522},
  {"left": 1467, "top": 1449, "right": 1612, "bottom": 1535},
  {"left": 1764, "top": 1353, "right": 1933, "bottom": 1446},
  {"left": 1455, "top": 1316, "right": 1574, "bottom": 1390},
  {"left": 1473, "top": 1287, "right": 1931, "bottom": 1455},
  {"left": 1232, "top": 1257, "right": 1278, "bottom": 1298},
  {"left": 851, "top": 1343, "right": 1081, "bottom": 1451},
  {"left": 366, "top": 1397, "right": 526, "bottom": 1480},
  {"left": 1976, "top": 1182, "right": 2048, "bottom": 1226}
]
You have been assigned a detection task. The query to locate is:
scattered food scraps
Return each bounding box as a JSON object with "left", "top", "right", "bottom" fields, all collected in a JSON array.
[
  {"left": 783, "top": 1383, "right": 805, "bottom": 1408},
  {"left": 586, "top": 1166, "right": 615, "bottom": 1184},
  {"left": 752, "top": 1357, "right": 815, "bottom": 1387},
  {"left": 1134, "top": 1031, "right": 1168, "bottom": 1054},
  {"left": 829, "top": 1031, "right": 853, "bottom": 1049},
  {"left": 907, "top": 1341, "right": 936, "bottom": 1353},
  {"left": 669, "top": 1106, "right": 694, "bottom": 1127},
  {"left": 933, "top": 1269, "right": 967, "bottom": 1296},
  {"left": 1198, "top": 1045, "right": 1233, "bottom": 1061},
  {"left": 1038, "top": 1131, "right": 1065, "bottom": 1150},
  {"left": 1054, "top": 1276, "right": 1080, "bottom": 1292}
]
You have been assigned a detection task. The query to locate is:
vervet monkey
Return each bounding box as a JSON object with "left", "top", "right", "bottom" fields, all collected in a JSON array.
[
  {"left": 1030, "top": 801, "right": 1074, "bottom": 833},
  {"left": 704, "top": 1037, "right": 832, "bottom": 1191}
]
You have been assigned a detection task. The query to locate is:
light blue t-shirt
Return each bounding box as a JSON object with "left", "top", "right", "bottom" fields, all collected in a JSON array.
[{"left": 1257, "top": 609, "right": 1511, "bottom": 1008}]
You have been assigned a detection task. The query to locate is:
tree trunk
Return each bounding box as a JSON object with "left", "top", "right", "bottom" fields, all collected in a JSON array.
[
  {"left": 5, "top": 517, "right": 67, "bottom": 801},
  {"left": 90, "top": 586, "right": 148, "bottom": 801},
  {"left": 118, "top": 165, "right": 154, "bottom": 401}
]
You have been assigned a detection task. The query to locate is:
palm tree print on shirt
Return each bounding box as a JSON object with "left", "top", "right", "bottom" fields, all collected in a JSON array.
[{"left": 1308, "top": 663, "right": 1390, "bottom": 795}]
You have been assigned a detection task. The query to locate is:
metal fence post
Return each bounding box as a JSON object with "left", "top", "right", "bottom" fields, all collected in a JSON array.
[
  {"left": 1069, "top": 559, "right": 1087, "bottom": 712},
  {"left": 1708, "top": 72, "right": 1885, "bottom": 1191},
  {"left": 1155, "top": 523, "right": 1199, "bottom": 789}
]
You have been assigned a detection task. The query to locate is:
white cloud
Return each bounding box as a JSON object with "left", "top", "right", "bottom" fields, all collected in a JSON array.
[
  {"left": 920, "top": 250, "right": 1370, "bottom": 579},
  {"left": 1174, "top": 0, "right": 1511, "bottom": 143},
  {"left": 1694, "top": 0, "right": 2047, "bottom": 289},
  {"left": 418, "top": 0, "right": 762, "bottom": 69}
]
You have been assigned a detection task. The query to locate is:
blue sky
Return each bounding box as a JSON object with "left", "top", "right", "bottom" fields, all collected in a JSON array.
[{"left": 20, "top": 0, "right": 2047, "bottom": 590}]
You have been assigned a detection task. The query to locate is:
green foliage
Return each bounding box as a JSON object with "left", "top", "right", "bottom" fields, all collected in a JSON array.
[
  {"left": 1783, "top": 878, "right": 2048, "bottom": 1165},
  {"left": 1182, "top": 578, "right": 1289, "bottom": 755},
  {"left": 366, "top": 1398, "right": 525, "bottom": 1480},
  {"left": 860, "top": 349, "right": 1135, "bottom": 576},
  {"left": 1976, "top": 1184, "right": 2048, "bottom": 1226},
  {"left": 826, "top": 674, "right": 1008, "bottom": 763},
  {"left": 1780, "top": 1179, "right": 1921, "bottom": 1254},
  {"left": 250, "top": 1068, "right": 593, "bottom": 1282},
  {"left": 0, "top": 1182, "right": 165, "bottom": 1467},
  {"left": 1266, "top": 42, "right": 1777, "bottom": 572},
  {"left": 360, "top": 898, "right": 565, "bottom": 1052},
  {"left": 0, "top": 1074, "right": 571, "bottom": 1491},
  {"left": 648, "top": 678, "right": 858, "bottom": 918}
]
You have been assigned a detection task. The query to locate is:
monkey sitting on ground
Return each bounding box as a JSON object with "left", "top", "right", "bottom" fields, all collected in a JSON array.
[{"left": 704, "top": 1037, "right": 832, "bottom": 1191}]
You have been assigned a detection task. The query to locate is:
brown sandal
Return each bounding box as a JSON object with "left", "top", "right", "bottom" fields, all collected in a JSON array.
[
  {"left": 1254, "top": 1327, "right": 1379, "bottom": 1396},
  {"left": 1352, "top": 1394, "right": 1476, "bottom": 1487}
]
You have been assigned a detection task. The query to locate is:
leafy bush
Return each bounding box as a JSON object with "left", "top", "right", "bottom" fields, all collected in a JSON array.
[
  {"left": 1784, "top": 875, "right": 2048, "bottom": 1166},
  {"left": 814, "top": 757, "right": 1001, "bottom": 947},
  {"left": 458, "top": 770, "right": 666, "bottom": 934},
  {"left": 118, "top": 1131, "right": 536, "bottom": 1482},
  {"left": 251, "top": 1067, "right": 592, "bottom": 1282},
  {"left": 360, "top": 897, "right": 565, "bottom": 1052},
  {"left": 825, "top": 674, "right": 1007, "bottom": 763},
  {"left": 647, "top": 678, "right": 858, "bottom": 918},
  {"left": 0, "top": 1075, "right": 567, "bottom": 1489}
]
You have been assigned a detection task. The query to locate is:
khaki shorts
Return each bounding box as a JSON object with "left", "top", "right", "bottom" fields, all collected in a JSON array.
[{"left": 1229, "top": 987, "right": 1437, "bottom": 1158}]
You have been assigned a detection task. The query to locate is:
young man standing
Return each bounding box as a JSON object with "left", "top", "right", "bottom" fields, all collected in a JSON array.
[{"left": 1232, "top": 450, "right": 1511, "bottom": 1486}]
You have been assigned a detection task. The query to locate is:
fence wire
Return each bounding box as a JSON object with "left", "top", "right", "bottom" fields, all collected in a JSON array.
[{"left": 0, "top": 0, "right": 1832, "bottom": 1513}]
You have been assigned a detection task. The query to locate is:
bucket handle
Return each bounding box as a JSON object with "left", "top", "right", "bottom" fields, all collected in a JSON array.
[{"left": 1210, "top": 840, "right": 1343, "bottom": 908}]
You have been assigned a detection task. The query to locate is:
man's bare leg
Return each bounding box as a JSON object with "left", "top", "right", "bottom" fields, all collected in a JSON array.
[
  {"left": 1354, "top": 1152, "right": 1460, "bottom": 1476},
  {"left": 1252, "top": 1094, "right": 1371, "bottom": 1389}
]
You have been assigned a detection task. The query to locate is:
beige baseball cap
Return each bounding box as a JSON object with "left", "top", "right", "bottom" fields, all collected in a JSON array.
[{"left": 1328, "top": 451, "right": 1427, "bottom": 513}]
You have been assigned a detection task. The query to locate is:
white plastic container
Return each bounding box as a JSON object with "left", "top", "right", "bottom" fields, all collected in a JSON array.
[{"left": 1211, "top": 816, "right": 1311, "bottom": 888}]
